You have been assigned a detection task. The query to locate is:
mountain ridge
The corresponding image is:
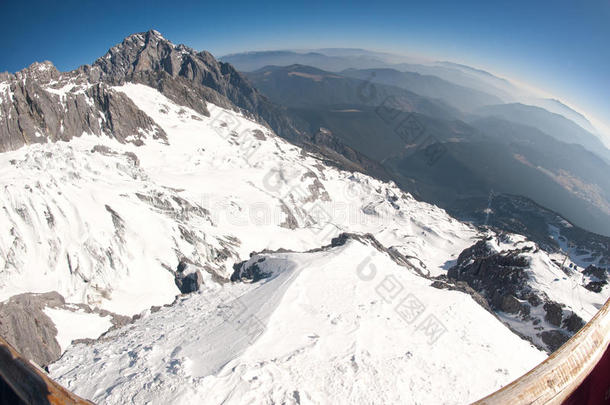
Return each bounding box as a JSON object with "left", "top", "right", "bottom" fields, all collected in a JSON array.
[{"left": 0, "top": 31, "right": 608, "bottom": 404}]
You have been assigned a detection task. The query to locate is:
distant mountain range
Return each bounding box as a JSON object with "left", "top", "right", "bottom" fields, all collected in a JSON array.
[
  {"left": 475, "top": 103, "right": 610, "bottom": 163},
  {"left": 340, "top": 67, "right": 503, "bottom": 112},
  {"left": 242, "top": 63, "right": 610, "bottom": 237},
  {"left": 222, "top": 48, "right": 603, "bottom": 140}
]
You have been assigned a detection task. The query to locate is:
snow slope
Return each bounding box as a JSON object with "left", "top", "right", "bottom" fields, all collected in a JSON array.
[
  {"left": 50, "top": 239, "right": 546, "bottom": 404},
  {"left": 1, "top": 82, "right": 603, "bottom": 402},
  {"left": 0, "top": 82, "right": 478, "bottom": 316},
  {"left": 44, "top": 307, "right": 113, "bottom": 352}
]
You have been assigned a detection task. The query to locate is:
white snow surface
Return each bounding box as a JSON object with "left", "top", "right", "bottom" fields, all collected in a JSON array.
[
  {"left": 0, "top": 82, "right": 478, "bottom": 315},
  {"left": 43, "top": 307, "right": 113, "bottom": 352},
  {"left": 50, "top": 240, "right": 546, "bottom": 404}
]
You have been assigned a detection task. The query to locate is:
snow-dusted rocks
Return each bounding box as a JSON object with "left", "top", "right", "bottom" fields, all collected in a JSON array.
[
  {"left": 0, "top": 30, "right": 302, "bottom": 154},
  {"left": 0, "top": 61, "right": 167, "bottom": 152},
  {"left": 448, "top": 233, "right": 607, "bottom": 352},
  {"left": 174, "top": 261, "right": 204, "bottom": 294}
]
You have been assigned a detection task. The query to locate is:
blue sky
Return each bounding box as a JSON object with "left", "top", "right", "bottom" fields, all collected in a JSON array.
[{"left": 1, "top": 0, "right": 609, "bottom": 137}]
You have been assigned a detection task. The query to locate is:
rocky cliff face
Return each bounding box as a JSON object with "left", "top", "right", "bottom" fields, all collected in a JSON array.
[
  {"left": 92, "top": 31, "right": 289, "bottom": 124},
  {"left": 0, "top": 291, "right": 129, "bottom": 367},
  {"left": 447, "top": 234, "right": 590, "bottom": 352},
  {"left": 0, "top": 30, "right": 308, "bottom": 154},
  {"left": 0, "top": 61, "right": 166, "bottom": 152}
]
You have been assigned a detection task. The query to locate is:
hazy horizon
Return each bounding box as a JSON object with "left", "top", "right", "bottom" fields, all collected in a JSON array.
[{"left": 1, "top": 0, "right": 609, "bottom": 145}]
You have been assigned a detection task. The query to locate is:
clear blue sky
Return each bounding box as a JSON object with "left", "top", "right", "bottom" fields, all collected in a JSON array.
[{"left": 1, "top": 0, "right": 609, "bottom": 136}]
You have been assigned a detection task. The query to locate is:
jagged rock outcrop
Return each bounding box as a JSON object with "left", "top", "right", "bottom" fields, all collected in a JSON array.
[
  {"left": 174, "top": 261, "right": 204, "bottom": 294},
  {"left": 430, "top": 278, "right": 494, "bottom": 314},
  {"left": 447, "top": 237, "right": 532, "bottom": 314},
  {"left": 447, "top": 235, "right": 587, "bottom": 352},
  {"left": 231, "top": 257, "right": 272, "bottom": 282},
  {"left": 562, "top": 312, "right": 586, "bottom": 333},
  {"left": 0, "top": 30, "right": 306, "bottom": 154},
  {"left": 582, "top": 265, "right": 608, "bottom": 292},
  {"left": 90, "top": 30, "right": 307, "bottom": 143},
  {"left": 540, "top": 330, "right": 571, "bottom": 352},
  {"left": 543, "top": 302, "right": 564, "bottom": 327}
]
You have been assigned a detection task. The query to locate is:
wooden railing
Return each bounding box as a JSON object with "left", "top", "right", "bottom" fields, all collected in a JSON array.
[
  {"left": 0, "top": 336, "right": 93, "bottom": 405},
  {"left": 473, "top": 298, "right": 610, "bottom": 405},
  {"left": 1, "top": 299, "right": 608, "bottom": 404}
]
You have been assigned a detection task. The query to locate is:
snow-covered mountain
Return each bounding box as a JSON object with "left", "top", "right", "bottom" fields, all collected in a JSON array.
[
  {"left": 49, "top": 238, "right": 547, "bottom": 404},
  {"left": 0, "top": 31, "right": 608, "bottom": 404}
]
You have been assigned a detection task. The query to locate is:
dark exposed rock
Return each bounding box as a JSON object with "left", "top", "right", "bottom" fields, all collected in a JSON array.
[
  {"left": 527, "top": 294, "right": 542, "bottom": 307},
  {"left": 123, "top": 151, "right": 140, "bottom": 166},
  {"left": 251, "top": 129, "right": 266, "bottom": 140},
  {"left": 584, "top": 281, "right": 606, "bottom": 293},
  {"left": 500, "top": 295, "right": 523, "bottom": 314},
  {"left": 543, "top": 302, "right": 563, "bottom": 327},
  {"left": 430, "top": 279, "right": 493, "bottom": 314},
  {"left": 540, "top": 330, "right": 571, "bottom": 352},
  {"left": 328, "top": 232, "right": 425, "bottom": 274},
  {"left": 582, "top": 265, "right": 608, "bottom": 293},
  {"left": 447, "top": 237, "right": 531, "bottom": 311},
  {"left": 562, "top": 312, "right": 585, "bottom": 333},
  {"left": 583, "top": 265, "right": 608, "bottom": 282},
  {"left": 174, "top": 260, "right": 204, "bottom": 294},
  {"left": 91, "top": 144, "right": 113, "bottom": 155},
  {"left": 177, "top": 261, "right": 188, "bottom": 273},
  {"left": 0, "top": 292, "right": 63, "bottom": 367},
  {"left": 231, "top": 257, "right": 272, "bottom": 282}
]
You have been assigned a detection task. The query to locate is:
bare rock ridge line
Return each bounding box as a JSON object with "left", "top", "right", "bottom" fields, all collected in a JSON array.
[
  {"left": 0, "top": 61, "right": 167, "bottom": 152},
  {"left": 231, "top": 232, "right": 426, "bottom": 282},
  {"left": 0, "top": 30, "right": 292, "bottom": 152},
  {"left": 0, "top": 30, "right": 282, "bottom": 151}
]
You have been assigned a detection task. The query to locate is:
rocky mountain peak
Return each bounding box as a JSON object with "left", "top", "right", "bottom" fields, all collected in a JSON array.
[
  {"left": 14, "top": 60, "right": 60, "bottom": 84},
  {"left": 88, "top": 30, "right": 308, "bottom": 141},
  {"left": 0, "top": 30, "right": 308, "bottom": 155},
  {"left": 93, "top": 29, "right": 181, "bottom": 80}
]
